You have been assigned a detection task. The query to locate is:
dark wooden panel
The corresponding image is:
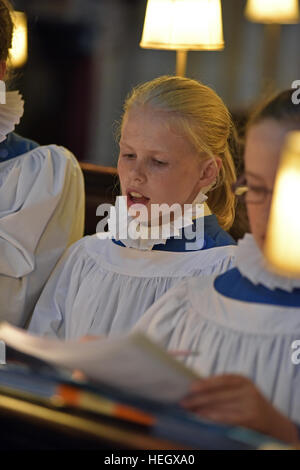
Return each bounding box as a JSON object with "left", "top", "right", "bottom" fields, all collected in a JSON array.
[{"left": 80, "top": 162, "right": 120, "bottom": 235}]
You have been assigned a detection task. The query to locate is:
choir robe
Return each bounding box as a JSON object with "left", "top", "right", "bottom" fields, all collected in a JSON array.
[
  {"left": 29, "top": 215, "right": 236, "bottom": 339},
  {"left": 134, "top": 234, "right": 300, "bottom": 424},
  {"left": 0, "top": 141, "right": 85, "bottom": 327}
]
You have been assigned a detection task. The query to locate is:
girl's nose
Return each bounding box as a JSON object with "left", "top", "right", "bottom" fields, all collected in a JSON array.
[{"left": 131, "top": 161, "right": 146, "bottom": 183}]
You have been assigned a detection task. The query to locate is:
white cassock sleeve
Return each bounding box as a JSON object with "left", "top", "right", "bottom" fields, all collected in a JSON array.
[
  {"left": 0, "top": 144, "right": 85, "bottom": 327},
  {"left": 132, "top": 279, "right": 192, "bottom": 348}
]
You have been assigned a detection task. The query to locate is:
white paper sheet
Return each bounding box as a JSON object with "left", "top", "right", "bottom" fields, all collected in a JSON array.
[{"left": 0, "top": 322, "right": 199, "bottom": 403}]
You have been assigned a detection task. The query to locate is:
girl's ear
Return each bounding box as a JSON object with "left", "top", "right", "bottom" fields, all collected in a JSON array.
[
  {"left": 0, "top": 61, "right": 6, "bottom": 81},
  {"left": 198, "top": 157, "right": 222, "bottom": 187}
]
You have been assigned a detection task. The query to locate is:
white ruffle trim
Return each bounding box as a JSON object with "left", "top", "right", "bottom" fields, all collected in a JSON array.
[
  {"left": 110, "top": 192, "right": 208, "bottom": 251},
  {"left": 0, "top": 91, "right": 24, "bottom": 143},
  {"left": 236, "top": 233, "right": 300, "bottom": 292}
]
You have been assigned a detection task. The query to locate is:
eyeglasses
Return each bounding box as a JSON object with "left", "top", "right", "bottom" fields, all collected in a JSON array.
[{"left": 231, "top": 174, "right": 273, "bottom": 204}]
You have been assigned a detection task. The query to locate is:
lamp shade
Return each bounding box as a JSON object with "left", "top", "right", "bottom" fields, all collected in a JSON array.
[
  {"left": 245, "top": 0, "right": 300, "bottom": 24},
  {"left": 140, "top": 0, "right": 224, "bottom": 51},
  {"left": 9, "top": 11, "right": 28, "bottom": 68},
  {"left": 264, "top": 131, "right": 300, "bottom": 276}
]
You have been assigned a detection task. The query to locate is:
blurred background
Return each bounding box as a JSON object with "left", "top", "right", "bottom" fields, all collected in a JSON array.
[{"left": 9, "top": 0, "right": 300, "bottom": 166}]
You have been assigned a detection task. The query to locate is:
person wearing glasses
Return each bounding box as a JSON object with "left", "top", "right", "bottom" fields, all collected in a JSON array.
[{"left": 134, "top": 89, "right": 300, "bottom": 444}]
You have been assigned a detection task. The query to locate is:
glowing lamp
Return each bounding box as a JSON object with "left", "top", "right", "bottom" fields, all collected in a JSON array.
[
  {"left": 245, "top": 0, "right": 300, "bottom": 24},
  {"left": 140, "top": 0, "right": 224, "bottom": 76},
  {"left": 264, "top": 131, "right": 300, "bottom": 276},
  {"left": 9, "top": 11, "right": 28, "bottom": 68}
]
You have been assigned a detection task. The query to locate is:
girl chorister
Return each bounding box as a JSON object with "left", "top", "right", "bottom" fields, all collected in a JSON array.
[{"left": 29, "top": 75, "right": 238, "bottom": 339}]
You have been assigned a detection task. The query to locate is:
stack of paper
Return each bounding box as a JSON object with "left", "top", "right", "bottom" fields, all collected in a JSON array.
[{"left": 0, "top": 322, "right": 198, "bottom": 403}]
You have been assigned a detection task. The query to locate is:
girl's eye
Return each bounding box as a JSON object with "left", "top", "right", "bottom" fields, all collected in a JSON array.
[
  {"left": 153, "top": 159, "right": 167, "bottom": 166},
  {"left": 248, "top": 186, "right": 268, "bottom": 195},
  {"left": 124, "top": 154, "right": 135, "bottom": 159}
]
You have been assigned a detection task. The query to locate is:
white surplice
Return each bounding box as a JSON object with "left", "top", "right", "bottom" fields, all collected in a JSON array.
[{"left": 0, "top": 144, "right": 85, "bottom": 326}]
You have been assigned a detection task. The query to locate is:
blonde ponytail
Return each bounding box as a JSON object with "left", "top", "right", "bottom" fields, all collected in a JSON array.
[{"left": 207, "top": 145, "right": 237, "bottom": 231}]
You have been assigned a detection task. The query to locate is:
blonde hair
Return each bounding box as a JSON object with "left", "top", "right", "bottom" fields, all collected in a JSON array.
[{"left": 120, "top": 75, "right": 237, "bottom": 231}]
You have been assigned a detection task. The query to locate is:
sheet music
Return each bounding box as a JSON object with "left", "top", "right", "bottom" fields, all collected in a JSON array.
[{"left": 0, "top": 322, "right": 199, "bottom": 403}]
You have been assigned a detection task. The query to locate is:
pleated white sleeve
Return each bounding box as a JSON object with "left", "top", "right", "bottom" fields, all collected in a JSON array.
[
  {"left": 0, "top": 144, "right": 85, "bottom": 327},
  {"left": 133, "top": 277, "right": 300, "bottom": 423}
]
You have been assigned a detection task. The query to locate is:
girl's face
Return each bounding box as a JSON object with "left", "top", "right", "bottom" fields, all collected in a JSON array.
[
  {"left": 117, "top": 105, "right": 217, "bottom": 215},
  {"left": 244, "top": 119, "right": 296, "bottom": 250}
]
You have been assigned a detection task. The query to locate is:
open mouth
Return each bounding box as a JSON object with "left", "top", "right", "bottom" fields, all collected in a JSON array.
[{"left": 127, "top": 191, "right": 150, "bottom": 206}]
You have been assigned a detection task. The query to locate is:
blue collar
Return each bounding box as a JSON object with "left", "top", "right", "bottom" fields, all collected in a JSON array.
[
  {"left": 112, "top": 215, "right": 236, "bottom": 252},
  {"left": 0, "top": 132, "right": 39, "bottom": 162},
  {"left": 214, "top": 268, "right": 300, "bottom": 307}
]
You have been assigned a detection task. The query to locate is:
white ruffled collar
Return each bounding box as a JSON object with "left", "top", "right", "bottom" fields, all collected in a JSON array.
[
  {"left": 111, "top": 192, "right": 209, "bottom": 251},
  {"left": 0, "top": 91, "right": 24, "bottom": 143},
  {"left": 236, "top": 233, "right": 300, "bottom": 292}
]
